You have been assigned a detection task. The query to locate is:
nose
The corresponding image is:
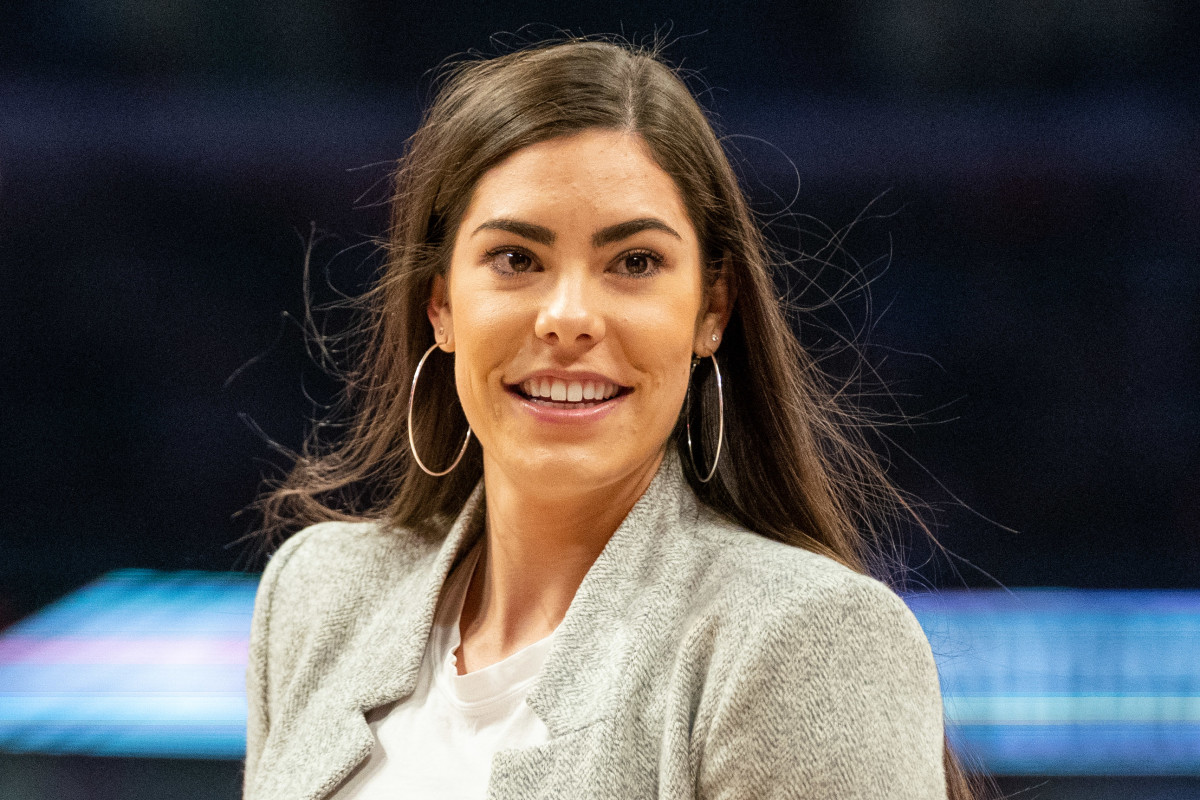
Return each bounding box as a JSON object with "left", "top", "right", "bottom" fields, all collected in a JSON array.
[{"left": 534, "top": 270, "right": 605, "bottom": 352}]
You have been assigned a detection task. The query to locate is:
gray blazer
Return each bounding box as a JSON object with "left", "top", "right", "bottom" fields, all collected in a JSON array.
[{"left": 244, "top": 455, "right": 947, "bottom": 799}]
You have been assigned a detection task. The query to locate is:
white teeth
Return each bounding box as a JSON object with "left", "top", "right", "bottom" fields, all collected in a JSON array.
[{"left": 520, "top": 377, "right": 622, "bottom": 402}]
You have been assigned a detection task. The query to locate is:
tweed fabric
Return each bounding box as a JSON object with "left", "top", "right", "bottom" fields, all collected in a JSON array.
[{"left": 244, "top": 454, "right": 947, "bottom": 799}]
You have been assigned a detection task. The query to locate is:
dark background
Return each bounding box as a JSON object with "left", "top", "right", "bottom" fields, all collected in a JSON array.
[{"left": 2, "top": 1, "right": 1198, "bottom": 630}]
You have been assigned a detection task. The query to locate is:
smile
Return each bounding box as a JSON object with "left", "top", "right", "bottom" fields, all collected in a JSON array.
[
  {"left": 507, "top": 374, "right": 632, "bottom": 415},
  {"left": 518, "top": 379, "right": 628, "bottom": 407}
]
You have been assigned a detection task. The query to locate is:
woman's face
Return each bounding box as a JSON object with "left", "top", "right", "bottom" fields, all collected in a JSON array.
[{"left": 429, "top": 128, "right": 728, "bottom": 495}]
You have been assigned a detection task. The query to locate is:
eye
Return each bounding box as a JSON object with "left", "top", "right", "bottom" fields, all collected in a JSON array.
[
  {"left": 611, "top": 249, "right": 662, "bottom": 278},
  {"left": 484, "top": 247, "right": 538, "bottom": 276}
]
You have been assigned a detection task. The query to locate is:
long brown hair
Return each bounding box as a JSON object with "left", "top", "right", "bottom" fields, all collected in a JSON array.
[{"left": 256, "top": 36, "right": 986, "bottom": 798}]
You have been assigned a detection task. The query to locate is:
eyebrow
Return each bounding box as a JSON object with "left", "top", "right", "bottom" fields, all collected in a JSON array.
[{"left": 471, "top": 217, "right": 683, "bottom": 248}]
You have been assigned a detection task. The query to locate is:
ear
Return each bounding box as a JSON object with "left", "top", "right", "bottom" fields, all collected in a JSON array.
[
  {"left": 694, "top": 257, "right": 735, "bottom": 357},
  {"left": 427, "top": 274, "right": 455, "bottom": 352}
]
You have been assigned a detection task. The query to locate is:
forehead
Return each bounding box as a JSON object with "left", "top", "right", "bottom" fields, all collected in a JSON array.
[{"left": 459, "top": 129, "right": 696, "bottom": 238}]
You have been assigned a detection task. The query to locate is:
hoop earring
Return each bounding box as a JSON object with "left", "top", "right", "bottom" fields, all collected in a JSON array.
[
  {"left": 408, "top": 342, "right": 472, "bottom": 477},
  {"left": 685, "top": 353, "right": 724, "bottom": 483}
]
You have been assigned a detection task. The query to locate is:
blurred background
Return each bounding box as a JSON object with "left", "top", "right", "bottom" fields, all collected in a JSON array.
[{"left": 1, "top": 1, "right": 1197, "bottom": 798}]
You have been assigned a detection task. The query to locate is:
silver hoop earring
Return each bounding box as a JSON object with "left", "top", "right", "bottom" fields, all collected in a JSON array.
[
  {"left": 685, "top": 354, "right": 724, "bottom": 483},
  {"left": 408, "top": 342, "right": 472, "bottom": 477}
]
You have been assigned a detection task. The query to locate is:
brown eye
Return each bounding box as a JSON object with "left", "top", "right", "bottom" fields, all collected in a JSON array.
[
  {"left": 612, "top": 250, "right": 662, "bottom": 277},
  {"left": 486, "top": 248, "right": 537, "bottom": 275},
  {"left": 624, "top": 254, "right": 650, "bottom": 274},
  {"left": 502, "top": 251, "right": 533, "bottom": 272}
]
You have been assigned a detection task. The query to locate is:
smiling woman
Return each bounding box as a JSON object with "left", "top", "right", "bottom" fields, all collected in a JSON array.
[
  {"left": 245, "top": 38, "right": 982, "bottom": 800},
  {"left": 432, "top": 130, "right": 723, "bottom": 517}
]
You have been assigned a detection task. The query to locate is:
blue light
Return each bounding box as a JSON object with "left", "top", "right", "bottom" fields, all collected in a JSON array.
[
  {"left": 907, "top": 589, "right": 1200, "bottom": 775},
  {"left": 1, "top": 572, "right": 1198, "bottom": 773},
  {"left": 0, "top": 570, "right": 256, "bottom": 759}
]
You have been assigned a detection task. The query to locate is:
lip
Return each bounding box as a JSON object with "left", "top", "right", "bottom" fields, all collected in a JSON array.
[
  {"left": 508, "top": 388, "right": 630, "bottom": 424},
  {"left": 504, "top": 369, "right": 632, "bottom": 424}
]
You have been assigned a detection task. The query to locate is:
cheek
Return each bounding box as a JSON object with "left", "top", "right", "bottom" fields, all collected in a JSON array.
[
  {"left": 623, "top": 296, "right": 701, "bottom": 407},
  {"left": 627, "top": 282, "right": 703, "bottom": 354},
  {"left": 448, "top": 298, "right": 523, "bottom": 424},
  {"left": 655, "top": 367, "right": 691, "bottom": 423}
]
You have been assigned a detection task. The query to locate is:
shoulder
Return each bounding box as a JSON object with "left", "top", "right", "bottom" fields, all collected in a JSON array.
[
  {"left": 683, "top": 515, "right": 946, "bottom": 796},
  {"left": 250, "top": 518, "right": 443, "bottom": 663},
  {"left": 258, "top": 518, "right": 439, "bottom": 601},
  {"left": 677, "top": 509, "right": 940, "bottom": 711},
  {"left": 255, "top": 521, "right": 374, "bottom": 616},
  {"left": 687, "top": 510, "right": 928, "bottom": 657}
]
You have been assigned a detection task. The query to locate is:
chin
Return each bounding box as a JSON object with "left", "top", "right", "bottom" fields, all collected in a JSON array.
[{"left": 498, "top": 443, "right": 666, "bottom": 497}]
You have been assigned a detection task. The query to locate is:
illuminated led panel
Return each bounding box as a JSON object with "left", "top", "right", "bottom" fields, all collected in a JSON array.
[
  {"left": 1, "top": 572, "right": 1197, "bottom": 774},
  {"left": 907, "top": 589, "right": 1200, "bottom": 775},
  {"left": 0, "top": 569, "right": 256, "bottom": 758}
]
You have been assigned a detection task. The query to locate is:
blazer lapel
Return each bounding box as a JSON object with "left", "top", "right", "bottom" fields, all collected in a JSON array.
[
  {"left": 485, "top": 454, "right": 697, "bottom": 799},
  {"left": 351, "top": 486, "right": 487, "bottom": 713},
  {"left": 525, "top": 453, "right": 693, "bottom": 734},
  {"left": 254, "top": 453, "right": 695, "bottom": 800},
  {"left": 252, "top": 483, "right": 487, "bottom": 800}
]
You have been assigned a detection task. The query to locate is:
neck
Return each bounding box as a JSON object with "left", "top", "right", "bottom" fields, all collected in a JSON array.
[{"left": 455, "top": 450, "right": 664, "bottom": 672}]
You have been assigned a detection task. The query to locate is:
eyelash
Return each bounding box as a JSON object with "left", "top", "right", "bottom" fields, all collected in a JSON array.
[{"left": 482, "top": 246, "right": 665, "bottom": 279}]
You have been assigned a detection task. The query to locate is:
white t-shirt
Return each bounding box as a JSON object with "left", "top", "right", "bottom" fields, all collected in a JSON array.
[{"left": 335, "top": 542, "right": 556, "bottom": 799}]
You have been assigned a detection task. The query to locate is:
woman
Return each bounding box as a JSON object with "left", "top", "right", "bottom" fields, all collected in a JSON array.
[{"left": 245, "top": 38, "right": 978, "bottom": 800}]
